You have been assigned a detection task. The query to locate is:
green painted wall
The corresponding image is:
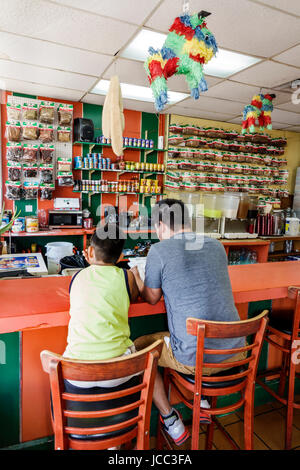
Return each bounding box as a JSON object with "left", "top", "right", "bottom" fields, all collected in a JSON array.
[{"left": 0, "top": 332, "right": 20, "bottom": 447}]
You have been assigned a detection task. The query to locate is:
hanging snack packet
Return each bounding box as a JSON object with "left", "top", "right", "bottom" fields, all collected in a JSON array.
[
  {"left": 57, "top": 157, "right": 72, "bottom": 172},
  {"left": 7, "top": 161, "right": 22, "bottom": 181},
  {"left": 6, "top": 103, "right": 21, "bottom": 121},
  {"left": 58, "top": 104, "right": 73, "bottom": 126},
  {"left": 23, "top": 164, "right": 38, "bottom": 179},
  {"left": 40, "top": 183, "right": 55, "bottom": 200},
  {"left": 39, "top": 124, "right": 54, "bottom": 143},
  {"left": 39, "top": 101, "right": 55, "bottom": 124},
  {"left": 23, "top": 144, "right": 39, "bottom": 164},
  {"left": 23, "top": 181, "right": 39, "bottom": 199},
  {"left": 40, "top": 164, "right": 54, "bottom": 184},
  {"left": 57, "top": 171, "right": 74, "bottom": 186},
  {"left": 57, "top": 126, "right": 71, "bottom": 143},
  {"left": 22, "top": 121, "right": 39, "bottom": 140},
  {"left": 40, "top": 144, "right": 55, "bottom": 164},
  {"left": 22, "top": 103, "right": 38, "bottom": 121},
  {"left": 6, "top": 121, "right": 22, "bottom": 142},
  {"left": 6, "top": 142, "right": 23, "bottom": 162},
  {"left": 6, "top": 181, "right": 22, "bottom": 200}
]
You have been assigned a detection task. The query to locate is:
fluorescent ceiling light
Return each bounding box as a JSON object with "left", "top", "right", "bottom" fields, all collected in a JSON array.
[
  {"left": 91, "top": 80, "right": 189, "bottom": 105},
  {"left": 121, "top": 29, "right": 262, "bottom": 78}
]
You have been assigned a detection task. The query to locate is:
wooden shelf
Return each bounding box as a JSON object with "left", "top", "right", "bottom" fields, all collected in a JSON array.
[
  {"left": 74, "top": 141, "right": 167, "bottom": 152},
  {"left": 75, "top": 168, "right": 164, "bottom": 175}
]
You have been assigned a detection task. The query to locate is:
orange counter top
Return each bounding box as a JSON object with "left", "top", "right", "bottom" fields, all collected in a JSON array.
[{"left": 0, "top": 261, "right": 299, "bottom": 334}]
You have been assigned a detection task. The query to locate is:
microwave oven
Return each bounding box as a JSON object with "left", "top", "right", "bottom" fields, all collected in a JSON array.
[{"left": 48, "top": 211, "right": 83, "bottom": 229}]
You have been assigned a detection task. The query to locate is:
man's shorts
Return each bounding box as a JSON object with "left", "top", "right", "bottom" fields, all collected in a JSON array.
[{"left": 134, "top": 331, "right": 247, "bottom": 376}]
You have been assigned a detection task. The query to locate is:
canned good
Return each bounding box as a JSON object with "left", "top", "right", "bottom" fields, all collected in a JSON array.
[
  {"left": 149, "top": 163, "right": 154, "bottom": 171},
  {"left": 135, "top": 162, "right": 140, "bottom": 171},
  {"left": 140, "top": 162, "right": 145, "bottom": 171},
  {"left": 101, "top": 136, "right": 107, "bottom": 144},
  {"left": 137, "top": 139, "right": 142, "bottom": 147},
  {"left": 106, "top": 138, "right": 111, "bottom": 145},
  {"left": 128, "top": 138, "right": 133, "bottom": 146},
  {"left": 153, "top": 163, "right": 157, "bottom": 171},
  {"left": 144, "top": 185, "right": 150, "bottom": 193},
  {"left": 145, "top": 163, "right": 150, "bottom": 171},
  {"left": 141, "top": 139, "right": 146, "bottom": 148},
  {"left": 150, "top": 140, "right": 154, "bottom": 148},
  {"left": 124, "top": 137, "right": 129, "bottom": 146},
  {"left": 12, "top": 217, "right": 26, "bottom": 233},
  {"left": 26, "top": 216, "right": 39, "bottom": 233},
  {"left": 145, "top": 140, "right": 150, "bottom": 148},
  {"left": 131, "top": 164, "right": 135, "bottom": 171},
  {"left": 140, "top": 185, "right": 145, "bottom": 193},
  {"left": 156, "top": 186, "right": 161, "bottom": 194},
  {"left": 133, "top": 138, "right": 138, "bottom": 147}
]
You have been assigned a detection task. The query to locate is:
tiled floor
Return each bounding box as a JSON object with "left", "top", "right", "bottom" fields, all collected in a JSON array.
[{"left": 150, "top": 399, "right": 300, "bottom": 450}]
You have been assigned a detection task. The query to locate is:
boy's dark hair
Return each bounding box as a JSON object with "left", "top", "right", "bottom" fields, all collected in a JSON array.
[
  {"left": 151, "top": 198, "right": 191, "bottom": 231},
  {"left": 91, "top": 223, "right": 125, "bottom": 264}
]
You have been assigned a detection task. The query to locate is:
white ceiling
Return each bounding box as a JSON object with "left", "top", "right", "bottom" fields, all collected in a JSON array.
[{"left": 0, "top": 0, "right": 299, "bottom": 131}]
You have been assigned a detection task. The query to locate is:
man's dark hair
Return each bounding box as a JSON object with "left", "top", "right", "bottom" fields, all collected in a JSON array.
[
  {"left": 151, "top": 199, "right": 191, "bottom": 231},
  {"left": 91, "top": 223, "right": 125, "bottom": 263}
]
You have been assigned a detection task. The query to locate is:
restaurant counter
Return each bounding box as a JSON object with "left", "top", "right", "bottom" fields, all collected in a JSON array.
[{"left": 0, "top": 261, "right": 299, "bottom": 447}]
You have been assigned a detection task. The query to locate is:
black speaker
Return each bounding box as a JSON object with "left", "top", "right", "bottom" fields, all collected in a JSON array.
[{"left": 73, "top": 118, "right": 94, "bottom": 142}]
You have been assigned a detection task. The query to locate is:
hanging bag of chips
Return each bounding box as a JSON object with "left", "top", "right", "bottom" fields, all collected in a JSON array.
[
  {"left": 57, "top": 126, "right": 71, "bottom": 143},
  {"left": 40, "top": 164, "right": 54, "bottom": 184},
  {"left": 57, "top": 171, "right": 74, "bottom": 186},
  {"left": 23, "top": 181, "right": 39, "bottom": 199},
  {"left": 39, "top": 124, "right": 54, "bottom": 143},
  {"left": 40, "top": 183, "right": 55, "bottom": 200},
  {"left": 23, "top": 164, "right": 38, "bottom": 179},
  {"left": 6, "top": 121, "right": 22, "bottom": 142},
  {"left": 6, "top": 181, "right": 22, "bottom": 200},
  {"left": 6, "top": 103, "right": 21, "bottom": 121},
  {"left": 7, "top": 161, "right": 22, "bottom": 181},
  {"left": 40, "top": 144, "right": 55, "bottom": 164}
]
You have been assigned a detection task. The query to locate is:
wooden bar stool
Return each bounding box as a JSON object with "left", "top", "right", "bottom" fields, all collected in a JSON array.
[
  {"left": 256, "top": 286, "right": 300, "bottom": 450},
  {"left": 40, "top": 340, "right": 162, "bottom": 450},
  {"left": 157, "top": 311, "right": 268, "bottom": 450}
]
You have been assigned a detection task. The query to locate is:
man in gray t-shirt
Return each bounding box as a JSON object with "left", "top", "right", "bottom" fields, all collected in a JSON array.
[{"left": 131, "top": 199, "right": 244, "bottom": 446}]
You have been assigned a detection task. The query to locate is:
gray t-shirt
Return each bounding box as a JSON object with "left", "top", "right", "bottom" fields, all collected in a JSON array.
[{"left": 144, "top": 232, "right": 244, "bottom": 367}]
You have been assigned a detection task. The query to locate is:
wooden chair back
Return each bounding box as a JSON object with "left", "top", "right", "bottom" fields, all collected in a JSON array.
[
  {"left": 41, "top": 340, "right": 163, "bottom": 450},
  {"left": 186, "top": 310, "right": 269, "bottom": 397}
]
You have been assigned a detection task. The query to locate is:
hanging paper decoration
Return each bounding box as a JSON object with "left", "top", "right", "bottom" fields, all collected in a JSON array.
[
  {"left": 145, "top": 11, "right": 218, "bottom": 111},
  {"left": 242, "top": 93, "right": 276, "bottom": 134}
]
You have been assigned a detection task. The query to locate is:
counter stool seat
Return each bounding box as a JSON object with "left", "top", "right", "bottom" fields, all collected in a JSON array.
[
  {"left": 178, "top": 366, "right": 247, "bottom": 389},
  {"left": 268, "top": 309, "right": 295, "bottom": 336}
]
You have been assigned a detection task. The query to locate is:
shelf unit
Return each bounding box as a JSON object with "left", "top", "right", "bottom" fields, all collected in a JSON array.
[{"left": 73, "top": 141, "right": 168, "bottom": 156}]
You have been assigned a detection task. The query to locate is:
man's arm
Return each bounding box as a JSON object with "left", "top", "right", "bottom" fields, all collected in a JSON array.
[
  {"left": 127, "top": 269, "right": 139, "bottom": 302},
  {"left": 130, "top": 266, "right": 162, "bottom": 305}
]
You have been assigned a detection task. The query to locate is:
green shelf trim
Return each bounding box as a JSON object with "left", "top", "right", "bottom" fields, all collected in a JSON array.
[
  {"left": 73, "top": 191, "right": 164, "bottom": 196},
  {"left": 73, "top": 168, "right": 164, "bottom": 175},
  {"left": 74, "top": 141, "right": 167, "bottom": 152}
]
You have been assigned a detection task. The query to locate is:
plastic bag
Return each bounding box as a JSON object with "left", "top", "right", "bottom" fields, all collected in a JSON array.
[
  {"left": 22, "top": 103, "right": 38, "bottom": 120},
  {"left": 22, "top": 122, "right": 39, "bottom": 140},
  {"left": 40, "top": 165, "right": 54, "bottom": 184},
  {"left": 39, "top": 102, "right": 55, "bottom": 124},
  {"left": 6, "top": 142, "right": 23, "bottom": 162},
  {"left": 57, "top": 172, "right": 74, "bottom": 186},
  {"left": 58, "top": 104, "right": 73, "bottom": 126},
  {"left": 57, "top": 157, "right": 72, "bottom": 172},
  {"left": 57, "top": 126, "right": 71, "bottom": 143},
  {"left": 23, "top": 182, "right": 39, "bottom": 199},
  {"left": 39, "top": 125, "right": 54, "bottom": 143},
  {"left": 7, "top": 103, "right": 21, "bottom": 121},
  {"left": 40, "top": 183, "right": 55, "bottom": 200},
  {"left": 7, "top": 162, "right": 21, "bottom": 181},
  {"left": 23, "top": 164, "right": 38, "bottom": 179},
  {"left": 6, "top": 121, "right": 22, "bottom": 142},
  {"left": 6, "top": 181, "right": 22, "bottom": 200},
  {"left": 40, "top": 145, "right": 55, "bottom": 164},
  {"left": 22, "top": 144, "right": 39, "bottom": 164}
]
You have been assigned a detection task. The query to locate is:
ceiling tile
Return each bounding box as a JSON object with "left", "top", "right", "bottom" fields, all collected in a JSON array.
[
  {"left": 0, "top": 32, "right": 113, "bottom": 76},
  {"left": 167, "top": 74, "right": 223, "bottom": 93},
  {"left": 276, "top": 101, "right": 300, "bottom": 114},
  {"left": 167, "top": 105, "right": 235, "bottom": 121},
  {"left": 122, "top": 99, "right": 160, "bottom": 114},
  {"left": 103, "top": 59, "right": 149, "bottom": 87},
  {"left": 273, "top": 44, "right": 300, "bottom": 68},
  {"left": 282, "top": 125, "right": 300, "bottom": 132},
  {"left": 232, "top": 61, "right": 300, "bottom": 88},
  {"left": 252, "top": 0, "right": 300, "bottom": 16},
  {"left": 271, "top": 109, "right": 300, "bottom": 125},
  {"left": 50, "top": 0, "right": 162, "bottom": 25},
  {"left": 227, "top": 116, "right": 290, "bottom": 130},
  {"left": 146, "top": 0, "right": 300, "bottom": 57},
  {"left": 81, "top": 94, "right": 106, "bottom": 106},
  {"left": 178, "top": 95, "right": 245, "bottom": 115},
  {"left": 0, "top": 59, "right": 95, "bottom": 91},
  {"left": 0, "top": 0, "right": 138, "bottom": 55},
  {"left": 0, "top": 76, "right": 83, "bottom": 101}
]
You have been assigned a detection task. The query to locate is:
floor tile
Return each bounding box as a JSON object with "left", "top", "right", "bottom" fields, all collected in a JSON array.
[
  {"left": 212, "top": 422, "right": 269, "bottom": 450},
  {"left": 253, "top": 409, "right": 300, "bottom": 450},
  {"left": 217, "top": 412, "right": 241, "bottom": 426}
]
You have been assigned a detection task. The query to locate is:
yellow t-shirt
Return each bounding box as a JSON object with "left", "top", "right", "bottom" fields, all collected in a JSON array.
[{"left": 64, "top": 265, "right": 133, "bottom": 361}]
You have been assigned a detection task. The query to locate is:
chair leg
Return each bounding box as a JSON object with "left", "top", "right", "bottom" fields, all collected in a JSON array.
[
  {"left": 244, "top": 391, "right": 254, "bottom": 450},
  {"left": 156, "top": 420, "right": 164, "bottom": 450},
  {"left": 278, "top": 342, "right": 289, "bottom": 397},
  {"left": 285, "top": 358, "right": 296, "bottom": 450},
  {"left": 205, "top": 397, "right": 217, "bottom": 450},
  {"left": 191, "top": 405, "right": 201, "bottom": 451}
]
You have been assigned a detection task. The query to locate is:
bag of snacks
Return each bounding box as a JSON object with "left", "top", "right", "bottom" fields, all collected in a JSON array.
[
  {"left": 22, "top": 121, "right": 39, "bottom": 140},
  {"left": 57, "top": 157, "right": 72, "bottom": 172},
  {"left": 7, "top": 161, "right": 21, "bottom": 181},
  {"left": 58, "top": 104, "right": 73, "bottom": 126},
  {"left": 23, "top": 164, "right": 38, "bottom": 179},
  {"left": 39, "top": 124, "right": 54, "bottom": 143},
  {"left": 6, "top": 142, "right": 23, "bottom": 162},
  {"left": 6, "top": 181, "right": 22, "bottom": 200},
  {"left": 168, "top": 134, "right": 184, "bottom": 146},
  {"left": 6, "top": 103, "right": 21, "bottom": 121},
  {"left": 169, "top": 124, "right": 182, "bottom": 134},
  {"left": 23, "top": 181, "right": 39, "bottom": 199},
  {"left": 39, "top": 102, "right": 55, "bottom": 123},
  {"left": 57, "top": 126, "right": 71, "bottom": 143},
  {"left": 23, "top": 144, "right": 39, "bottom": 164},
  {"left": 40, "top": 144, "right": 55, "bottom": 164},
  {"left": 40, "top": 183, "right": 55, "bottom": 200},
  {"left": 6, "top": 121, "right": 22, "bottom": 142},
  {"left": 166, "top": 171, "right": 180, "bottom": 182},
  {"left": 22, "top": 103, "right": 38, "bottom": 120},
  {"left": 57, "top": 171, "right": 74, "bottom": 186},
  {"left": 40, "top": 164, "right": 54, "bottom": 184}
]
